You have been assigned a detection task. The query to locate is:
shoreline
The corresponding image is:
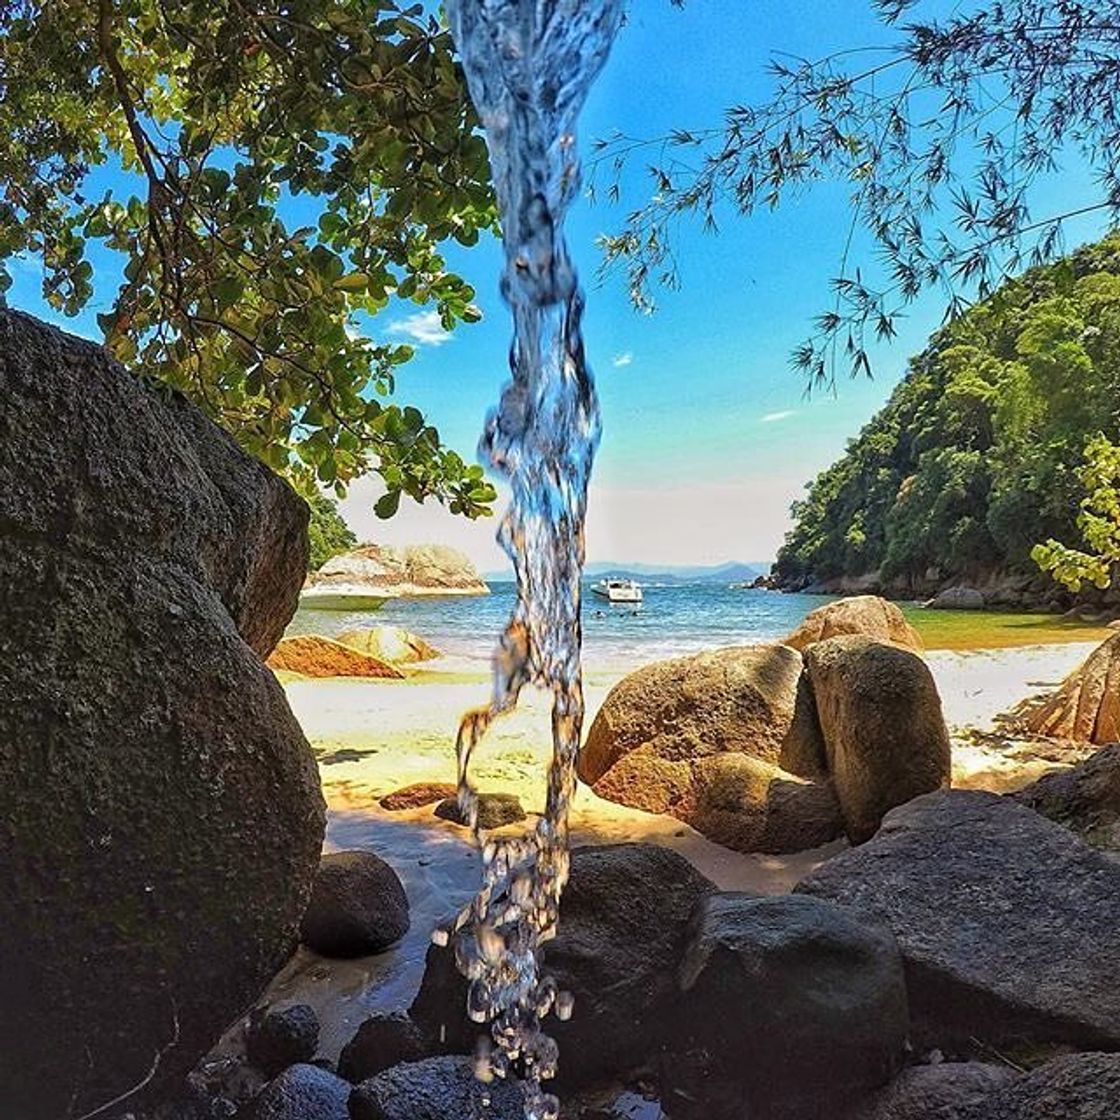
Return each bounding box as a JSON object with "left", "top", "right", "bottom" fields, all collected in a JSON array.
[{"left": 247, "top": 635, "right": 1099, "bottom": 1068}]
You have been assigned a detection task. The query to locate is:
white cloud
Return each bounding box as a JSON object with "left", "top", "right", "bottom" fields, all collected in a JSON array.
[
  {"left": 612, "top": 351, "right": 634, "bottom": 368},
  {"left": 760, "top": 409, "right": 796, "bottom": 424},
  {"left": 388, "top": 310, "right": 454, "bottom": 347}
]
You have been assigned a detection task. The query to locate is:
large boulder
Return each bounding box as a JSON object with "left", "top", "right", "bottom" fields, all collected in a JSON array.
[
  {"left": 300, "top": 851, "right": 410, "bottom": 958},
  {"left": 785, "top": 595, "right": 923, "bottom": 653},
  {"left": 410, "top": 843, "right": 715, "bottom": 1087},
  {"left": 804, "top": 637, "right": 951, "bottom": 842},
  {"left": 336, "top": 626, "right": 440, "bottom": 663},
  {"left": 797, "top": 790, "right": 1120, "bottom": 1051},
  {"left": 1014, "top": 743, "right": 1120, "bottom": 851},
  {"left": 0, "top": 310, "right": 325, "bottom": 1118},
  {"left": 673, "top": 893, "right": 908, "bottom": 1115},
  {"left": 1014, "top": 633, "right": 1120, "bottom": 744},
  {"left": 267, "top": 635, "right": 404, "bottom": 679},
  {"left": 311, "top": 543, "right": 489, "bottom": 598},
  {"left": 579, "top": 646, "right": 832, "bottom": 852},
  {"left": 943, "top": 1052, "right": 1120, "bottom": 1120},
  {"left": 687, "top": 753, "right": 845, "bottom": 853}
]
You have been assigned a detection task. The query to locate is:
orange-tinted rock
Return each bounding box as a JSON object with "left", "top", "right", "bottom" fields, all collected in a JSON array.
[
  {"left": 268, "top": 635, "right": 404, "bottom": 679},
  {"left": 1018, "top": 633, "right": 1120, "bottom": 744},
  {"left": 379, "top": 783, "right": 458, "bottom": 811},
  {"left": 785, "top": 595, "right": 922, "bottom": 653}
]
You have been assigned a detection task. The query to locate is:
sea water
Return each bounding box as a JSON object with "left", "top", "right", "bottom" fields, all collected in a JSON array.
[{"left": 290, "top": 584, "right": 835, "bottom": 670}]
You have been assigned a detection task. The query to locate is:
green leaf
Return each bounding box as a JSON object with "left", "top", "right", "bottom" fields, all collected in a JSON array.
[{"left": 375, "top": 490, "right": 401, "bottom": 519}]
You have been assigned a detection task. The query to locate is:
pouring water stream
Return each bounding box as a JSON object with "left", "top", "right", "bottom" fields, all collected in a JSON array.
[{"left": 439, "top": 3, "right": 623, "bottom": 1117}]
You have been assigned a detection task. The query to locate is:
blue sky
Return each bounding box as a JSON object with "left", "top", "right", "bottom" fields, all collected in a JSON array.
[{"left": 8, "top": 1, "right": 1111, "bottom": 571}]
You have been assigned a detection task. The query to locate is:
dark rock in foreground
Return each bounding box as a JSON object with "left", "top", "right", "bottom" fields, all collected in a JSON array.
[
  {"left": 248, "top": 1064, "right": 350, "bottom": 1120},
  {"left": 434, "top": 792, "right": 527, "bottom": 829},
  {"left": 840, "top": 1062, "right": 1018, "bottom": 1120},
  {"left": 246, "top": 1004, "right": 320, "bottom": 1079},
  {"left": 804, "top": 636, "right": 951, "bottom": 843},
  {"left": 797, "top": 790, "right": 1120, "bottom": 1051},
  {"left": 338, "top": 1011, "right": 433, "bottom": 1083},
  {"left": 410, "top": 843, "right": 715, "bottom": 1087},
  {"left": 673, "top": 893, "right": 908, "bottom": 1114},
  {"left": 943, "top": 1052, "right": 1120, "bottom": 1119},
  {"left": 349, "top": 1056, "right": 523, "bottom": 1120},
  {"left": 0, "top": 309, "right": 324, "bottom": 1118},
  {"left": 300, "top": 851, "right": 410, "bottom": 958},
  {"left": 1014, "top": 742, "right": 1120, "bottom": 851}
]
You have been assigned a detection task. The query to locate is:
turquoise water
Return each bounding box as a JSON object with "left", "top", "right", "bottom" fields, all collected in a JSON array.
[{"left": 289, "top": 584, "right": 835, "bottom": 668}]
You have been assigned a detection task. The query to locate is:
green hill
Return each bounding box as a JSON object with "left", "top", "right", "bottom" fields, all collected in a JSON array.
[{"left": 775, "top": 233, "right": 1120, "bottom": 600}]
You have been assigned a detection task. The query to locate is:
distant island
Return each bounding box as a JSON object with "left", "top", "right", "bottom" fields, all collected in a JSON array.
[{"left": 483, "top": 560, "right": 768, "bottom": 585}]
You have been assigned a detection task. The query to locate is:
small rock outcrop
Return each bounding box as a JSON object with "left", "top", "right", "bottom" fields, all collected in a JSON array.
[
  {"left": 926, "top": 586, "right": 986, "bottom": 611},
  {"left": 674, "top": 893, "right": 908, "bottom": 1114},
  {"left": 249, "top": 1064, "right": 351, "bottom": 1120},
  {"left": 338, "top": 1012, "right": 432, "bottom": 1084},
  {"left": 336, "top": 626, "right": 440, "bottom": 663},
  {"left": 379, "top": 783, "right": 459, "bottom": 812},
  {"left": 942, "top": 1052, "right": 1120, "bottom": 1120},
  {"left": 410, "top": 844, "right": 715, "bottom": 1087},
  {"left": 267, "top": 635, "right": 404, "bottom": 679},
  {"left": 1014, "top": 632, "right": 1120, "bottom": 744},
  {"left": 0, "top": 310, "right": 325, "bottom": 1118},
  {"left": 434, "top": 792, "right": 526, "bottom": 829},
  {"left": 246, "top": 1004, "right": 321, "bottom": 1079},
  {"left": 1013, "top": 743, "right": 1120, "bottom": 851},
  {"left": 785, "top": 595, "right": 923, "bottom": 653},
  {"left": 804, "top": 636, "right": 951, "bottom": 842},
  {"left": 300, "top": 851, "right": 410, "bottom": 958},
  {"left": 311, "top": 543, "right": 489, "bottom": 598},
  {"left": 349, "top": 1057, "right": 523, "bottom": 1120},
  {"left": 797, "top": 790, "right": 1120, "bottom": 1051}
]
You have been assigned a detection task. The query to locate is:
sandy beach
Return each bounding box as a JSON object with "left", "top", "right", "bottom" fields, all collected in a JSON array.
[{"left": 234, "top": 637, "right": 1099, "bottom": 1066}]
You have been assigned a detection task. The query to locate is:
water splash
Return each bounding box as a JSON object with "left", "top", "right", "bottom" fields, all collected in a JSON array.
[{"left": 441, "top": 3, "right": 623, "bottom": 1118}]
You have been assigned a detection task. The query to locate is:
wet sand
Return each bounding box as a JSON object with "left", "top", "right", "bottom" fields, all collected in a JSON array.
[{"left": 231, "top": 639, "right": 1098, "bottom": 1064}]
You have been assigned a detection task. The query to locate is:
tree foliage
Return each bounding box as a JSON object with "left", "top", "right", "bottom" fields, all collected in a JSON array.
[
  {"left": 307, "top": 492, "right": 358, "bottom": 570},
  {"left": 1033, "top": 434, "right": 1120, "bottom": 591},
  {"left": 774, "top": 233, "right": 1120, "bottom": 589},
  {"left": 596, "top": 0, "right": 1120, "bottom": 387},
  {"left": 0, "top": 0, "right": 498, "bottom": 515}
]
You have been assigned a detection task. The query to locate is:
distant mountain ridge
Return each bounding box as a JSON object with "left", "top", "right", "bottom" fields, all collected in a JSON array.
[{"left": 482, "top": 560, "right": 767, "bottom": 584}]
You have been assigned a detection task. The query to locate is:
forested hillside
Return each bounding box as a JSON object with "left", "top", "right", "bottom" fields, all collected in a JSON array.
[{"left": 775, "top": 234, "right": 1120, "bottom": 596}]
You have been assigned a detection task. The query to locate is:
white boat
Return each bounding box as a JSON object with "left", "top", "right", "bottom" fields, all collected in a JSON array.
[
  {"left": 298, "top": 585, "right": 392, "bottom": 612},
  {"left": 591, "top": 578, "right": 643, "bottom": 604}
]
